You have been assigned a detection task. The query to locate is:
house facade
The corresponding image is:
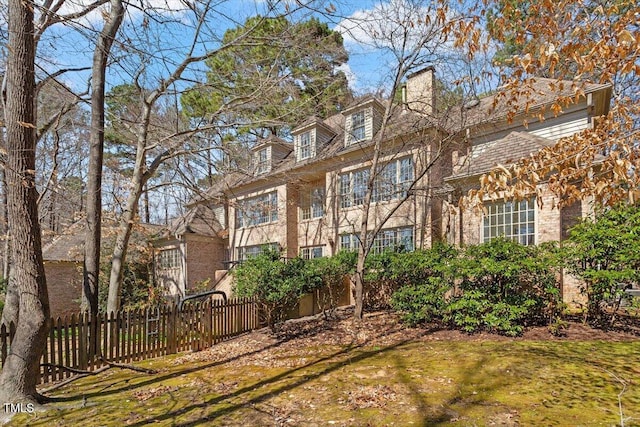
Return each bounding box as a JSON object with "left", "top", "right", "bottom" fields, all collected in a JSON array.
[{"left": 154, "top": 68, "right": 612, "bottom": 305}]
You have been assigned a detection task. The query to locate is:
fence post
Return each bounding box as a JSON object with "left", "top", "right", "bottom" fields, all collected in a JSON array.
[
  {"left": 78, "top": 312, "right": 87, "bottom": 370},
  {"left": 167, "top": 304, "right": 177, "bottom": 354},
  {"left": 205, "top": 301, "right": 213, "bottom": 348}
]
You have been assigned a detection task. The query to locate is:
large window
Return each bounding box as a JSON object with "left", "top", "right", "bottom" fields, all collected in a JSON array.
[
  {"left": 483, "top": 198, "right": 536, "bottom": 245},
  {"left": 339, "top": 227, "right": 414, "bottom": 253},
  {"left": 340, "top": 169, "right": 369, "bottom": 208},
  {"left": 350, "top": 111, "right": 366, "bottom": 143},
  {"left": 301, "top": 246, "right": 324, "bottom": 259},
  {"left": 237, "top": 243, "right": 279, "bottom": 261},
  {"left": 371, "top": 227, "right": 414, "bottom": 253},
  {"left": 256, "top": 148, "right": 269, "bottom": 174},
  {"left": 339, "top": 233, "right": 359, "bottom": 251},
  {"left": 340, "top": 157, "right": 414, "bottom": 208},
  {"left": 157, "top": 248, "right": 180, "bottom": 269},
  {"left": 298, "top": 131, "right": 312, "bottom": 160},
  {"left": 300, "top": 187, "right": 325, "bottom": 220},
  {"left": 235, "top": 192, "right": 278, "bottom": 228}
]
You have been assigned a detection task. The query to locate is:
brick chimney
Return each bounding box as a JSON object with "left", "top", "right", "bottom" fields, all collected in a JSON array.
[{"left": 405, "top": 66, "right": 436, "bottom": 115}]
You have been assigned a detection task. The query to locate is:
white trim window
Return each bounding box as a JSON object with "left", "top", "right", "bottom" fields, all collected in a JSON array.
[
  {"left": 339, "top": 169, "right": 369, "bottom": 209},
  {"left": 157, "top": 248, "right": 181, "bottom": 269},
  {"left": 372, "top": 157, "right": 414, "bottom": 202},
  {"left": 340, "top": 157, "right": 413, "bottom": 208},
  {"left": 256, "top": 148, "right": 269, "bottom": 174},
  {"left": 339, "top": 233, "right": 359, "bottom": 251},
  {"left": 301, "top": 246, "right": 324, "bottom": 259},
  {"left": 350, "top": 110, "right": 366, "bottom": 143},
  {"left": 300, "top": 187, "right": 325, "bottom": 220},
  {"left": 339, "top": 227, "right": 414, "bottom": 253},
  {"left": 371, "top": 227, "right": 414, "bottom": 254},
  {"left": 237, "top": 243, "right": 279, "bottom": 261},
  {"left": 298, "top": 131, "right": 312, "bottom": 160},
  {"left": 235, "top": 192, "right": 278, "bottom": 228},
  {"left": 482, "top": 198, "right": 536, "bottom": 245}
]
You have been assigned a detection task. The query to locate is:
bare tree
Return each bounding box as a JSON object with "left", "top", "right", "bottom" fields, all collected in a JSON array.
[
  {"left": 103, "top": 2, "right": 328, "bottom": 312},
  {"left": 83, "top": 0, "right": 125, "bottom": 317},
  {"left": 334, "top": 0, "right": 480, "bottom": 319},
  {"left": 0, "top": 0, "right": 50, "bottom": 403}
]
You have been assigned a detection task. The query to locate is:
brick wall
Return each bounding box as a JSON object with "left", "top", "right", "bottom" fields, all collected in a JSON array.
[
  {"left": 454, "top": 184, "right": 589, "bottom": 305},
  {"left": 44, "top": 261, "right": 83, "bottom": 318},
  {"left": 185, "top": 235, "right": 226, "bottom": 292}
]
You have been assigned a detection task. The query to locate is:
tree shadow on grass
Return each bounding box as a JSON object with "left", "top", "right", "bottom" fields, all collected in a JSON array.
[
  {"left": 45, "top": 314, "right": 450, "bottom": 426},
  {"left": 42, "top": 311, "right": 522, "bottom": 426}
]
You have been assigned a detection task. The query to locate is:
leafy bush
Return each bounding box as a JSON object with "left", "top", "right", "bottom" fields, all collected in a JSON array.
[
  {"left": 444, "top": 238, "right": 561, "bottom": 336},
  {"left": 233, "top": 248, "right": 323, "bottom": 330},
  {"left": 306, "top": 251, "right": 355, "bottom": 318},
  {"left": 367, "top": 243, "right": 457, "bottom": 311},
  {"left": 388, "top": 244, "right": 457, "bottom": 325},
  {"left": 564, "top": 203, "right": 640, "bottom": 325}
]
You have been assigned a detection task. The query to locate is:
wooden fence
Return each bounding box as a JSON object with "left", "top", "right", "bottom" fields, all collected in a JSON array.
[{"left": 0, "top": 298, "right": 259, "bottom": 385}]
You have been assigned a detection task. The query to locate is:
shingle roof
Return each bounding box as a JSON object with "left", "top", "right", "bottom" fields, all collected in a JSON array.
[
  {"left": 165, "top": 204, "right": 224, "bottom": 238},
  {"left": 197, "top": 77, "right": 610, "bottom": 194},
  {"left": 446, "top": 131, "right": 555, "bottom": 180},
  {"left": 42, "top": 222, "right": 85, "bottom": 262},
  {"left": 454, "top": 78, "right": 611, "bottom": 131},
  {"left": 42, "top": 220, "right": 163, "bottom": 262}
]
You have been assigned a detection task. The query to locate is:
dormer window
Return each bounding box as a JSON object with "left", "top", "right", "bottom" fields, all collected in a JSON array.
[
  {"left": 351, "top": 111, "right": 366, "bottom": 142},
  {"left": 256, "top": 148, "right": 269, "bottom": 174},
  {"left": 343, "top": 98, "right": 383, "bottom": 147},
  {"left": 299, "top": 131, "right": 312, "bottom": 160}
]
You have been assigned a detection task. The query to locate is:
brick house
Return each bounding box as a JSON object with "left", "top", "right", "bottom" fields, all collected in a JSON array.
[
  {"left": 43, "top": 220, "right": 161, "bottom": 317},
  {"left": 154, "top": 68, "right": 612, "bottom": 305},
  {"left": 153, "top": 200, "right": 230, "bottom": 300}
]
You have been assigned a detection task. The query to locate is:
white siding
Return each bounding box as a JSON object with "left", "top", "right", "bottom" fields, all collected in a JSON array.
[
  {"left": 364, "top": 107, "right": 373, "bottom": 140},
  {"left": 529, "top": 110, "right": 591, "bottom": 140},
  {"left": 213, "top": 205, "right": 226, "bottom": 228}
]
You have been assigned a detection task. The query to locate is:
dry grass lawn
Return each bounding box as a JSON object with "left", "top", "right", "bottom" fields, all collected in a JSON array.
[{"left": 7, "top": 308, "right": 640, "bottom": 426}]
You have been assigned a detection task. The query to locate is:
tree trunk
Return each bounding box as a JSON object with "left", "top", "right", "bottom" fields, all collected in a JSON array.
[
  {"left": 106, "top": 137, "right": 148, "bottom": 313},
  {"left": 0, "top": 0, "right": 50, "bottom": 402},
  {"left": 0, "top": 168, "right": 16, "bottom": 327},
  {"left": 106, "top": 182, "right": 144, "bottom": 314},
  {"left": 82, "top": 0, "right": 125, "bottom": 315}
]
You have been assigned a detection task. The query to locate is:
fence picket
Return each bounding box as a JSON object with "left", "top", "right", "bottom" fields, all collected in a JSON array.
[{"left": 0, "top": 298, "right": 258, "bottom": 386}]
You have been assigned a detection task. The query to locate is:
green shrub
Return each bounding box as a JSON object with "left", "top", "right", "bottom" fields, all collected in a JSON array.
[
  {"left": 444, "top": 238, "right": 560, "bottom": 336},
  {"left": 564, "top": 203, "right": 640, "bottom": 325},
  {"left": 388, "top": 244, "right": 457, "bottom": 325},
  {"left": 306, "top": 251, "right": 355, "bottom": 318},
  {"left": 233, "top": 248, "right": 323, "bottom": 330}
]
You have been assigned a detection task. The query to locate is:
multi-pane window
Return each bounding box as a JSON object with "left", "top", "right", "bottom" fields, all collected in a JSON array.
[
  {"left": 371, "top": 227, "right": 415, "bottom": 254},
  {"left": 339, "top": 227, "right": 414, "bottom": 253},
  {"left": 256, "top": 148, "right": 269, "bottom": 174},
  {"left": 483, "top": 198, "right": 536, "bottom": 245},
  {"left": 398, "top": 157, "right": 414, "bottom": 197},
  {"left": 158, "top": 248, "right": 180, "bottom": 269},
  {"left": 339, "top": 233, "right": 359, "bottom": 251},
  {"left": 350, "top": 111, "right": 366, "bottom": 143},
  {"left": 235, "top": 192, "right": 278, "bottom": 228},
  {"left": 237, "top": 243, "right": 279, "bottom": 261},
  {"left": 300, "top": 187, "right": 325, "bottom": 220},
  {"left": 340, "top": 157, "right": 414, "bottom": 208},
  {"left": 340, "top": 169, "right": 369, "bottom": 208},
  {"left": 298, "top": 131, "right": 312, "bottom": 160},
  {"left": 301, "top": 246, "right": 324, "bottom": 259}
]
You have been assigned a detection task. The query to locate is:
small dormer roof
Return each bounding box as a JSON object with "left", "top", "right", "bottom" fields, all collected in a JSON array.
[
  {"left": 292, "top": 116, "right": 337, "bottom": 136},
  {"left": 342, "top": 96, "right": 385, "bottom": 115},
  {"left": 250, "top": 135, "right": 291, "bottom": 152}
]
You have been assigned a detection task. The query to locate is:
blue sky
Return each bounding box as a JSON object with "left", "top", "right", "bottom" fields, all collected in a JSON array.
[{"left": 37, "top": 0, "right": 473, "bottom": 96}]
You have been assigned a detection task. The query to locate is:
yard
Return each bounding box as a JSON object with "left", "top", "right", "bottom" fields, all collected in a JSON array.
[{"left": 8, "top": 308, "right": 640, "bottom": 426}]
